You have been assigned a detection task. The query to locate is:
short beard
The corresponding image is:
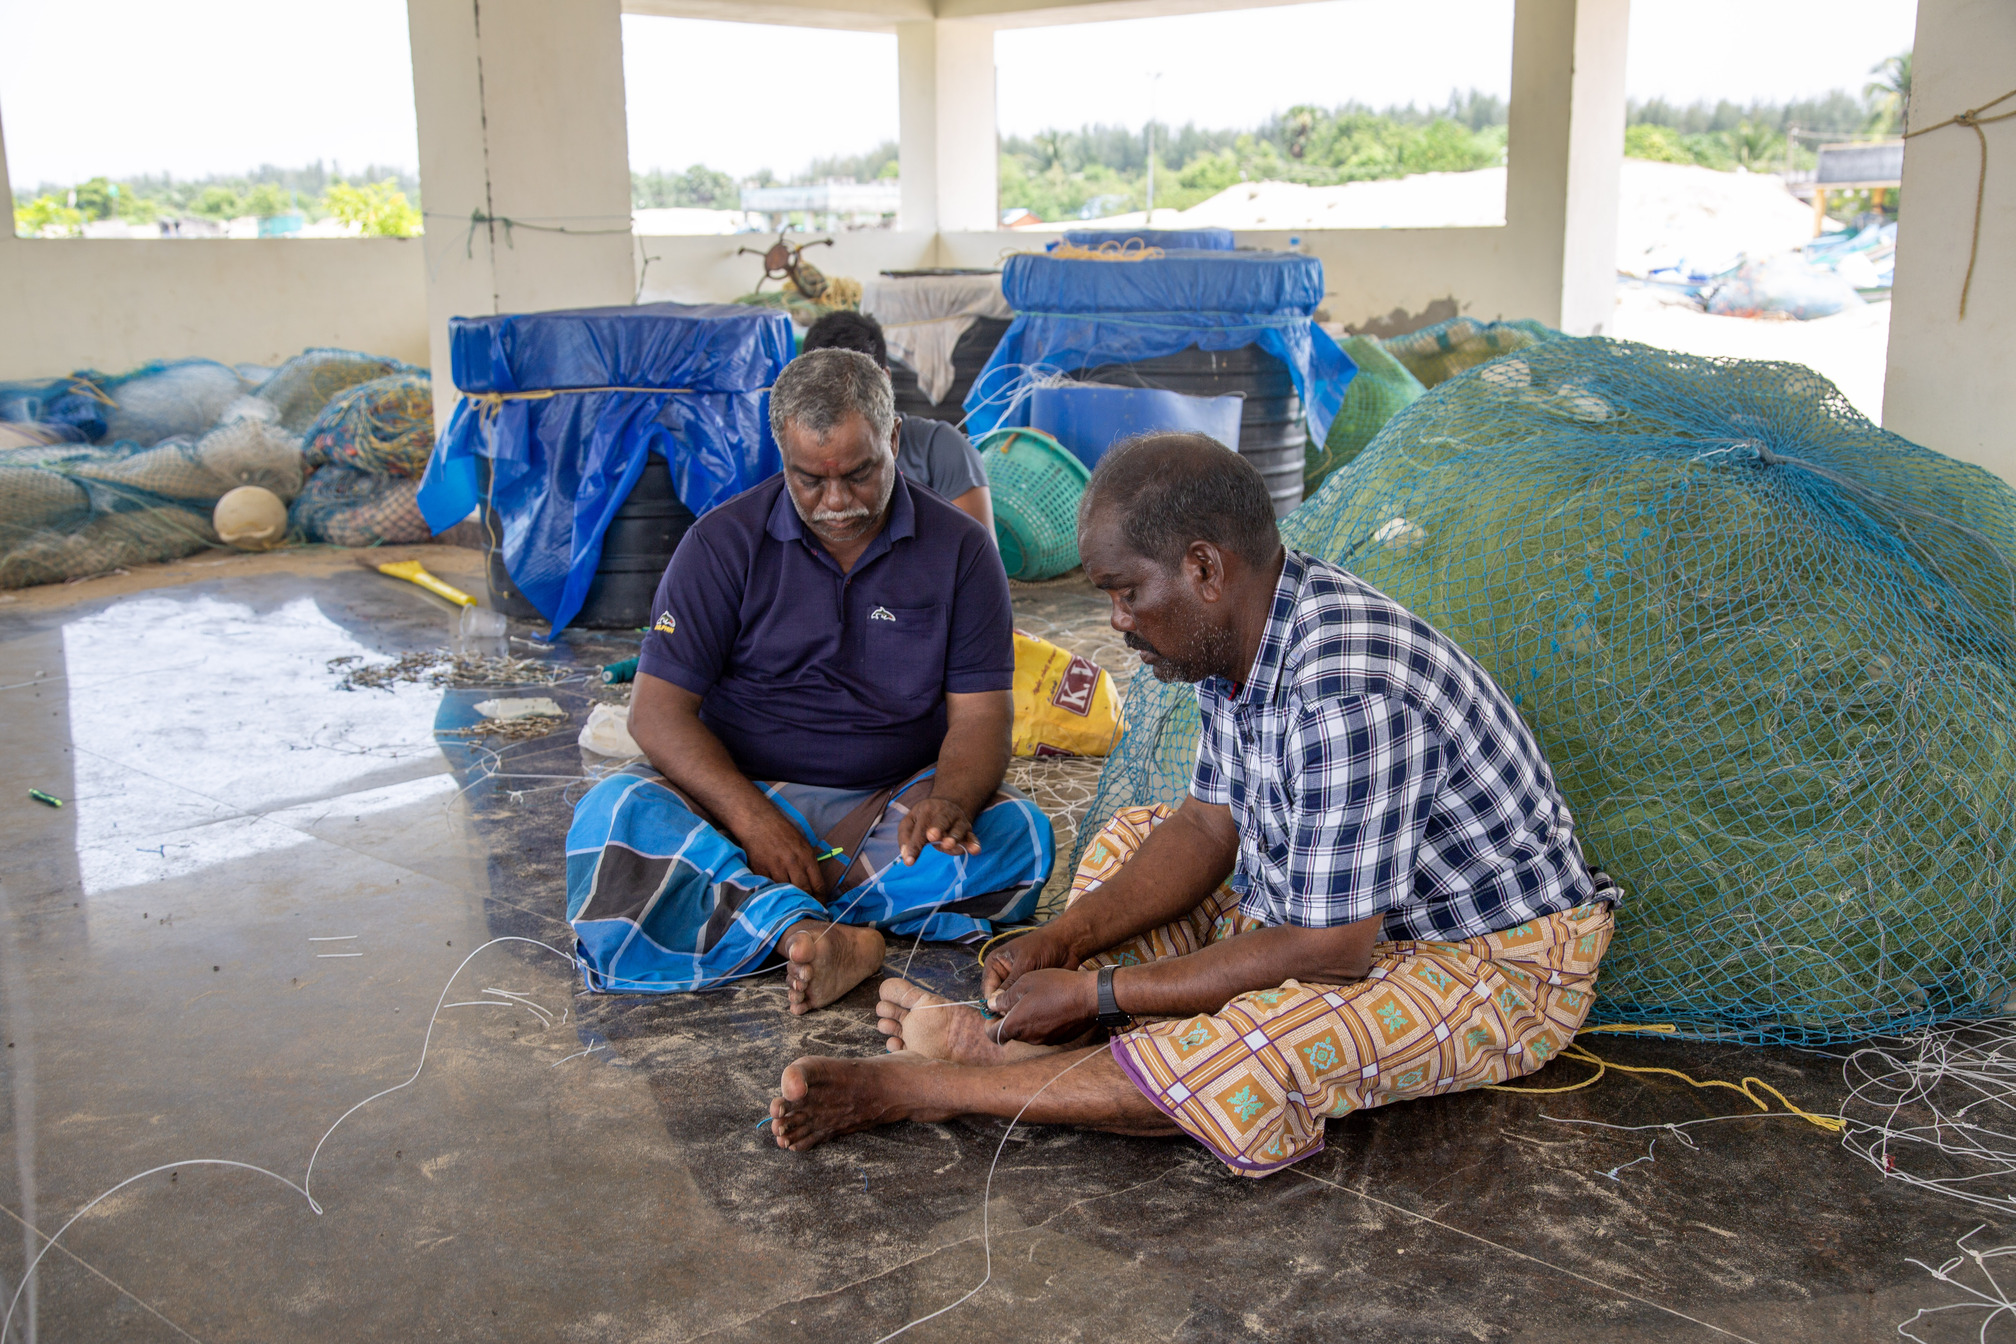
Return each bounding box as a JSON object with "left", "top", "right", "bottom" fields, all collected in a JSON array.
[
  {"left": 1127, "top": 621, "right": 1239, "bottom": 684},
  {"left": 792, "top": 462, "right": 896, "bottom": 544}
]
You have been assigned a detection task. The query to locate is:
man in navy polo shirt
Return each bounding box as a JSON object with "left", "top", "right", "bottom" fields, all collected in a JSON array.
[{"left": 566, "top": 348, "right": 1053, "bottom": 1010}]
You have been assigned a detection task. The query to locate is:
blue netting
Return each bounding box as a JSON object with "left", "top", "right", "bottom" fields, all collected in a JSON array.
[
  {"left": 304, "top": 373, "right": 435, "bottom": 477},
  {"left": 1086, "top": 337, "right": 2016, "bottom": 1045}
]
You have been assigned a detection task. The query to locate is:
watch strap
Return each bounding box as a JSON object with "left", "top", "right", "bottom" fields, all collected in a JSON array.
[{"left": 1096, "top": 964, "right": 1131, "bottom": 1030}]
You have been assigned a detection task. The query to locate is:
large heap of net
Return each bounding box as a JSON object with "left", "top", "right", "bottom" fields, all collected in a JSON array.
[
  {"left": 0, "top": 352, "right": 432, "bottom": 586},
  {"left": 1086, "top": 337, "right": 2016, "bottom": 1045}
]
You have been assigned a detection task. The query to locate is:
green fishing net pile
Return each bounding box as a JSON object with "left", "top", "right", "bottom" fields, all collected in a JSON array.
[{"left": 1086, "top": 337, "right": 2016, "bottom": 1044}]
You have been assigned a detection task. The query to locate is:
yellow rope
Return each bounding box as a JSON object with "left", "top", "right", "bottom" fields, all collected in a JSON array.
[
  {"left": 1046, "top": 240, "right": 1166, "bottom": 262},
  {"left": 467, "top": 387, "right": 704, "bottom": 422},
  {"left": 973, "top": 927, "right": 1035, "bottom": 971},
  {"left": 1486, "top": 1037, "right": 1843, "bottom": 1133},
  {"left": 1902, "top": 86, "right": 2016, "bottom": 318}
]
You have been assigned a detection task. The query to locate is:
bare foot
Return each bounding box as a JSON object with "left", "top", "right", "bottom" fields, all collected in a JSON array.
[
  {"left": 875, "top": 977, "right": 1054, "bottom": 1065},
  {"left": 779, "top": 920, "right": 886, "bottom": 1015},
  {"left": 769, "top": 1054, "right": 943, "bottom": 1151}
]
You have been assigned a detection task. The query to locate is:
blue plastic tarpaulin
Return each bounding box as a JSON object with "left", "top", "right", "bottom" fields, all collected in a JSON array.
[
  {"left": 1029, "top": 384, "right": 1244, "bottom": 470},
  {"left": 964, "top": 249, "right": 1353, "bottom": 444},
  {"left": 417, "top": 302, "right": 795, "bottom": 634},
  {"left": 1056, "top": 227, "right": 1236, "bottom": 251}
]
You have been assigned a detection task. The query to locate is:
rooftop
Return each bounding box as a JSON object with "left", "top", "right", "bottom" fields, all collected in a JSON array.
[{"left": 0, "top": 546, "right": 1995, "bottom": 1343}]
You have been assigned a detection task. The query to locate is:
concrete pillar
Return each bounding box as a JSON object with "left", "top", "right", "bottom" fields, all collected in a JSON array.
[
  {"left": 896, "top": 18, "right": 999, "bottom": 236},
  {"left": 1883, "top": 0, "right": 2014, "bottom": 478},
  {"left": 0, "top": 96, "right": 18, "bottom": 265},
  {"left": 896, "top": 22, "right": 940, "bottom": 236},
  {"left": 1504, "top": 0, "right": 1630, "bottom": 334},
  {"left": 406, "top": 0, "right": 637, "bottom": 419}
]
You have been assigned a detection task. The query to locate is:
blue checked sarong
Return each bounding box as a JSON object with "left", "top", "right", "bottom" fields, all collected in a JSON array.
[{"left": 566, "top": 764, "right": 1053, "bottom": 993}]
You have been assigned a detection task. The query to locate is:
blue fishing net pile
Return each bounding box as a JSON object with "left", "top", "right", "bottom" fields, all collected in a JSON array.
[{"left": 1085, "top": 337, "right": 2016, "bottom": 1044}]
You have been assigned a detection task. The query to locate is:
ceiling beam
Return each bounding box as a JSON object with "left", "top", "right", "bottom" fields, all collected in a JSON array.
[{"left": 623, "top": 0, "right": 1331, "bottom": 35}]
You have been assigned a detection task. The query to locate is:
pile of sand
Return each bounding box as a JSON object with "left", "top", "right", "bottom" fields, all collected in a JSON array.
[{"left": 1070, "top": 160, "right": 1819, "bottom": 277}]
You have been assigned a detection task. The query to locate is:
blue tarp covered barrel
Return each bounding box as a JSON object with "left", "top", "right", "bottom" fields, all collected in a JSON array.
[
  {"left": 417, "top": 302, "right": 795, "bottom": 634},
  {"left": 963, "top": 249, "right": 1354, "bottom": 449}
]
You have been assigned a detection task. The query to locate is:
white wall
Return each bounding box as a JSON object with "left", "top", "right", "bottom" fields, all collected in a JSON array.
[
  {"left": 0, "top": 95, "right": 428, "bottom": 382},
  {"left": 1883, "top": 0, "right": 2014, "bottom": 481},
  {"left": 0, "top": 238, "right": 430, "bottom": 381}
]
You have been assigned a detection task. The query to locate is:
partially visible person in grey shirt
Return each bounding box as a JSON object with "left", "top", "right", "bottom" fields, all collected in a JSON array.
[{"left": 801, "top": 310, "right": 993, "bottom": 536}]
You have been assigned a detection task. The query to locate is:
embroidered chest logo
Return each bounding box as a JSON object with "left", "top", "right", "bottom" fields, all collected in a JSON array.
[
  {"left": 869, "top": 606, "right": 897, "bottom": 622},
  {"left": 652, "top": 612, "right": 677, "bottom": 634},
  {"left": 1049, "top": 654, "right": 1100, "bottom": 717}
]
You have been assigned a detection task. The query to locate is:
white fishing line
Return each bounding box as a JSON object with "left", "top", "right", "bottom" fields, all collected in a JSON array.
[
  {"left": 1898, "top": 1224, "right": 2016, "bottom": 1343},
  {"left": 1838, "top": 1019, "right": 2016, "bottom": 1213},
  {"left": 1, "top": 935, "right": 579, "bottom": 1342},
  {"left": 870, "top": 1046, "right": 1106, "bottom": 1344}
]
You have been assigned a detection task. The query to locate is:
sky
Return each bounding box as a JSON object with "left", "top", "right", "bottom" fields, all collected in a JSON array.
[{"left": 1, "top": 0, "right": 1918, "bottom": 191}]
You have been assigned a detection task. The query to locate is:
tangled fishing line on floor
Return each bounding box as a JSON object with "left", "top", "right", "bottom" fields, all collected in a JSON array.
[
  {"left": 1838, "top": 1018, "right": 2016, "bottom": 1214},
  {"left": 0, "top": 935, "right": 582, "bottom": 1341}
]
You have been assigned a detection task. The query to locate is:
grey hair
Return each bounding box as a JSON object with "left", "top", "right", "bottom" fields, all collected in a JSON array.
[
  {"left": 1080, "top": 432, "right": 1280, "bottom": 568},
  {"left": 769, "top": 347, "right": 896, "bottom": 450}
]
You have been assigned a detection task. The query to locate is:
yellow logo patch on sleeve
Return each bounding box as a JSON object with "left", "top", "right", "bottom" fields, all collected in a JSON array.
[{"left": 652, "top": 613, "right": 677, "bottom": 635}]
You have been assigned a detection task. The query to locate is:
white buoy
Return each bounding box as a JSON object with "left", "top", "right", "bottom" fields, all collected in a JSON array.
[{"left": 212, "top": 485, "right": 289, "bottom": 550}]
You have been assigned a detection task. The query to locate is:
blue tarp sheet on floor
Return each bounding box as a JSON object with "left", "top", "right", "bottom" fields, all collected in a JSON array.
[
  {"left": 963, "top": 249, "right": 1352, "bottom": 443},
  {"left": 417, "top": 302, "right": 795, "bottom": 634}
]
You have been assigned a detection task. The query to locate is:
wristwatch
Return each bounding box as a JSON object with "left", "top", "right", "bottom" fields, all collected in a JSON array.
[{"left": 1095, "top": 964, "right": 1134, "bottom": 1032}]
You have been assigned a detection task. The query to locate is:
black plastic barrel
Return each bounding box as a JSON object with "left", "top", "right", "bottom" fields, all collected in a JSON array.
[
  {"left": 889, "top": 316, "right": 1014, "bottom": 425},
  {"left": 476, "top": 454, "right": 696, "bottom": 628},
  {"left": 1076, "top": 344, "right": 1307, "bottom": 517}
]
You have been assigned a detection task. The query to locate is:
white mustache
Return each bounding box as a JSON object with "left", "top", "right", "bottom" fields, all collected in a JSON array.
[{"left": 811, "top": 507, "right": 872, "bottom": 525}]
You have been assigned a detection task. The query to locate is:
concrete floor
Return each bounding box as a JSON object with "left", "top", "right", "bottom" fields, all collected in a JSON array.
[{"left": 0, "top": 545, "right": 2005, "bottom": 1343}]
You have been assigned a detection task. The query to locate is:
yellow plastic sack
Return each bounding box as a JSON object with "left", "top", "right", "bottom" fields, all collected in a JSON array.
[{"left": 1011, "top": 630, "right": 1123, "bottom": 758}]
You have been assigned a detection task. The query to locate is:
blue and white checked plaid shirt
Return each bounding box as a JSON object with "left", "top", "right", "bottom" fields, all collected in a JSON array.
[{"left": 1192, "top": 550, "right": 1600, "bottom": 942}]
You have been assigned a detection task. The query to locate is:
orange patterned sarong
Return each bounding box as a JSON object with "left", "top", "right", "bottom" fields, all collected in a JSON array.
[{"left": 1078, "top": 806, "right": 1614, "bottom": 1176}]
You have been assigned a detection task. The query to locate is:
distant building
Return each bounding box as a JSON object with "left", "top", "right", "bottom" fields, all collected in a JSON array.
[
  {"left": 632, "top": 207, "right": 758, "bottom": 236},
  {"left": 740, "top": 180, "right": 899, "bottom": 231}
]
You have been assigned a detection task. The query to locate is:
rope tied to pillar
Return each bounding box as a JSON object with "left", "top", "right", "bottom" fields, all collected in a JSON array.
[
  {"left": 426, "top": 209, "right": 636, "bottom": 260},
  {"left": 467, "top": 387, "right": 700, "bottom": 421},
  {"left": 1903, "top": 86, "right": 2016, "bottom": 319}
]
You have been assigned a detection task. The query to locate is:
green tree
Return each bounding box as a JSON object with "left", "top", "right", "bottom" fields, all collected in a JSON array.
[
  {"left": 1865, "top": 51, "right": 1912, "bottom": 134},
  {"left": 14, "top": 194, "right": 83, "bottom": 238},
  {"left": 1727, "top": 120, "right": 1785, "bottom": 170},
  {"left": 243, "top": 183, "right": 295, "bottom": 218},
  {"left": 71, "top": 177, "right": 116, "bottom": 220},
  {"left": 195, "top": 185, "right": 244, "bottom": 219},
  {"left": 632, "top": 164, "right": 742, "bottom": 209},
  {"left": 322, "top": 179, "right": 421, "bottom": 236},
  {"left": 114, "top": 189, "right": 160, "bottom": 224},
  {"left": 1625, "top": 124, "right": 1694, "bottom": 163}
]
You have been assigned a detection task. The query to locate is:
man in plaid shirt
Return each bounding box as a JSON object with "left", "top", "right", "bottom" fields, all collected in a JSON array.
[{"left": 768, "top": 434, "right": 1618, "bottom": 1175}]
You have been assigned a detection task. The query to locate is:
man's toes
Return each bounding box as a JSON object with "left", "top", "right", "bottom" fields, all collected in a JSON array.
[
  {"left": 880, "top": 976, "right": 931, "bottom": 1008},
  {"left": 779, "top": 1061, "right": 811, "bottom": 1103},
  {"left": 884, "top": 1034, "right": 905, "bottom": 1052}
]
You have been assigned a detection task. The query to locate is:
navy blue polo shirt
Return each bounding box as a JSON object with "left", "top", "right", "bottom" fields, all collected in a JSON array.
[{"left": 636, "top": 472, "right": 1014, "bottom": 789}]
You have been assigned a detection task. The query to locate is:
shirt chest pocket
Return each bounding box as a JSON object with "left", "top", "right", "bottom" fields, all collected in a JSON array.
[
  {"left": 854, "top": 603, "right": 948, "bottom": 704},
  {"left": 1239, "top": 740, "right": 1294, "bottom": 879}
]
